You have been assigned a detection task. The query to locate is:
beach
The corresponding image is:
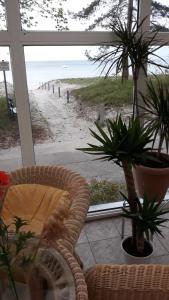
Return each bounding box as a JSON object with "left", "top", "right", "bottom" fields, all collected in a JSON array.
[
  {"left": 0, "top": 79, "right": 132, "bottom": 152},
  {"left": 0, "top": 79, "right": 129, "bottom": 182}
]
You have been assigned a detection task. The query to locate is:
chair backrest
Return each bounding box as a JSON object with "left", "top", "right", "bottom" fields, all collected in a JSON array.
[
  {"left": 8, "top": 165, "right": 90, "bottom": 250},
  {"left": 85, "top": 264, "right": 169, "bottom": 300}
]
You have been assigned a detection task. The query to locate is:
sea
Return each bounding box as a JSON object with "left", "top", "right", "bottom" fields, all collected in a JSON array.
[
  {"left": 0, "top": 60, "right": 104, "bottom": 90},
  {"left": 1, "top": 53, "right": 169, "bottom": 90}
]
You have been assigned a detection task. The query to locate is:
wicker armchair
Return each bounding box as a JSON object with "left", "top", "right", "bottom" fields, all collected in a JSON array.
[
  {"left": 8, "top": 165, "right": 90, "bottom": 252},
  {"left": 85, "top": 264, "right": 169, "bottom": 300},
  {"left": 29, "top": 241, "right": 88, "bottom": 300}
]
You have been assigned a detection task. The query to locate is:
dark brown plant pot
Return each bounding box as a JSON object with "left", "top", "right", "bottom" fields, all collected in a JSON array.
[{"left": 133, "top": 152, "right": 169, "bottom": 202}]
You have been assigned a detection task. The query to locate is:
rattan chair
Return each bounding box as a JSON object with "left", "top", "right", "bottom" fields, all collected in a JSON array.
[
  {"left": 8, "top": 165, "right": 90, "bottom": 252},
  {"left": 85, "top": 264, "right": 169, "bottom": 300},
  {"left": 29, "top": 241, "right": 88, "bottom": 300}
]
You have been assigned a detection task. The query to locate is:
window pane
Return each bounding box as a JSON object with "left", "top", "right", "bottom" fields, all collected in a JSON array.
[
  {"left": 151, "top": 0, "right": 169, "bottom": 32},
  {"left": 0, "top": 0, "right": 7, "bottom": 30},
  {"left": 20, "top": 0, "right": 127, "bottom": 31},
  {"left": 148, "top": 46, "right": 169, "bottom": 74},
  {"left": 24, "top": 45, "right": 128, "bottom": 209},
  {"left": 0, "top": 47, "right": 22, "bottom": 171}
]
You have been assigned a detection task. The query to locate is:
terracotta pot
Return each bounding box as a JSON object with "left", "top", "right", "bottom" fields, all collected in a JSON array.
[{"left": 133, "top": 152, "right": 169, "bottom": 202}]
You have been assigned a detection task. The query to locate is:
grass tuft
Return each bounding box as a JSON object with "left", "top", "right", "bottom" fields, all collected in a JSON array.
[
  {"left": 89, "top": 178, "right": 126, "bottom": 205},
  {"left": 71, "top": 77, "right": 133, "bottom": 106},
  {"left": 0, "top": 97, "right": 50, "bottom": 149}
]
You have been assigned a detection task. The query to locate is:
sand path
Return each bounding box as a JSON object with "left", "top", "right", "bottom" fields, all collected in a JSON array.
[{"left": 29, "top": 81, "right": 96, "bottom": 150}]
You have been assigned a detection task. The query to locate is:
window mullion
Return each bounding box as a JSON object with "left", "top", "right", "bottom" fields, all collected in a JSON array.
[
  {"left": 137, "top": 0, "right": 151, "bottom": 113},
  {"left": 5, "top": 0, "right": 35, "bottom": 166}
]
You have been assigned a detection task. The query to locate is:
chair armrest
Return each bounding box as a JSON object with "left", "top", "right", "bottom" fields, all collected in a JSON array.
[
  {"left": 29, "top": 242, "right": 88, "bottom": 300},
  {"left": 85, "top": 264, "right": 169, "bottom": 300}
]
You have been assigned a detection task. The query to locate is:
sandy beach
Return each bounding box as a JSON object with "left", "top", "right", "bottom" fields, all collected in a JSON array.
[
  {"left": 0, "top": 79, "right": 132, "bottom": 157},
  {"left": 30, "top": 81, "right": 96, "bottom": 150},
  {"left": 31, "top": 80, "right": 132, "bottom": 151}
]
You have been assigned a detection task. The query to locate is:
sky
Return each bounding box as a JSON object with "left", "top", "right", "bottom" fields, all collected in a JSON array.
[{"left": 0, "top": 0, "right": 168, "bottom": 62}]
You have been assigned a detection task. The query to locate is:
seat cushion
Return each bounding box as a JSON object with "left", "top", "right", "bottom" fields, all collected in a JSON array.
[{"left": 1, "top": 184, "right": 71, "bottom": 235}]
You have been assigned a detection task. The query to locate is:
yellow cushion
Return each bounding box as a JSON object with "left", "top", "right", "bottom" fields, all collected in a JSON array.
[{"left": 1, "top": 184, "right": 70, "bottom": 235}]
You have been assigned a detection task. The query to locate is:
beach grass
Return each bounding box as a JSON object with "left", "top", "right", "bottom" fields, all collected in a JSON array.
[
  {"left": 0, "top": 97, "right": 50, "bottom": 149},
  {"left": 63, "top": 74, "right": 169, "bottom": 107},
  {"left": 61, "top": 77, "right": 101, "bottom": 85},
  {"left": 89, "top": 179, "right": 126, "bottom": 205},
  {"left": 70, "top": 77, "right": 133, "bottom": 106},
  {"left": 0, "top": 97, "right": 18, "bottom": 130}
]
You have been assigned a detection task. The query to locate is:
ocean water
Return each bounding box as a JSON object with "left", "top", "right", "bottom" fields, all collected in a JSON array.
[
  {"left": 0, "top": 60, "right": 103, "bottom": 90},
  {"left": 1, "top": 52, "right": 169, "bottom": 90}
]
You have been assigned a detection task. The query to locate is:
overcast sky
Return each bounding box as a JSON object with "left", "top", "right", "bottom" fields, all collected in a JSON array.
[{"left": 0, "top": 0, "right": 168, "bottom": 62}]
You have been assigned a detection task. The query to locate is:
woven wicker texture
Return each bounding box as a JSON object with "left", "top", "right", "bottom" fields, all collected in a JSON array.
[
  {"left": 29, "top": 242, "right": 88, "bottom": 300},
  {"left": 8, "top": 165, "right": 90, "bottom": 251},
  {"left": 85, "top": 264, "right": 169, "bottom": 300}
]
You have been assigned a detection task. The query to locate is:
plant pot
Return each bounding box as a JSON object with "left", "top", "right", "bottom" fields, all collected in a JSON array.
[
  {"left": 121, "top": 237, "right": 153, "bottom": 264},
  {"left": 133, "top": 152, "right": 169, "bottom": 202}
]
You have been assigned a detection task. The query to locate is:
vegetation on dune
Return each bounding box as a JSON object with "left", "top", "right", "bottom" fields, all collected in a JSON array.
[
  {"left": 0, "top": 97, "right": 20, "bottom": 148},
  {"left": 60, "top": 77, "right": 101, "bottom": 85},
  {"left": 64, "top": 75, "right": 169, "bottom": 108},
  {"left": 0, "top": 97, "right": 50, "bottom": 149},
  {"left": 89, "top": 179, "right": 126, "bottom": 205},
  {"left": 71, "top": 77, "right": 133, "bottom": 106}
]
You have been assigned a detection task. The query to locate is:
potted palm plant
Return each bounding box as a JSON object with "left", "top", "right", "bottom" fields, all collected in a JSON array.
[
  {"left": 133, "top": 76, "right": 169, "bottom": 202},
  {"left": 77, "top": 115, "right": 169, "bottom": 258},
  {"left": 89, "top": 14, "right": 169, "bottom": 204}
]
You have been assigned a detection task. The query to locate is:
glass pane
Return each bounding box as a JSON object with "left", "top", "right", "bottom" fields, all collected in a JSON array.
[
  {"left": 0, "top": 47, "right": 22, "bottom": 171},
  {"left": 20, "top": 0, "right": 128, "bottom": 31},
  {"left": 151, "top": 0, "right": 169, "bottom": 32},
  {"left": 0, "top": 0, "right": 7, "bottom": 30},
  {"left": 24, "top": 45, "right": 130, "bottom": 208},
  {"left": 148, "top": 46, "right": 169, "bottom": 74}
]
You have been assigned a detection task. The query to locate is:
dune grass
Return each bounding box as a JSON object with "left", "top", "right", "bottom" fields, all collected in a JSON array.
[
  {"left": 89, "top": 179, "right": 126, "bottom": 205},
  {"left": 70, "top": 77, "right": 133, "bottom": 106},
  {"left": 0, "top": 97, "right": 18, "bottom": 129},
  {"left": 0, "top": 97, "right": 50, "bottom": 149},
  {"left": 61, "top": 77, "right": 100, "bottom": 85},
  {"left": 64, "top": 74, "right": 169, "bottom": 107}
]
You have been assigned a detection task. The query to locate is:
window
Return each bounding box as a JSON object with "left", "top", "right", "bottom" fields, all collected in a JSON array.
[{"left": 3, "top": 0, "right": 169, "bottom": 209}]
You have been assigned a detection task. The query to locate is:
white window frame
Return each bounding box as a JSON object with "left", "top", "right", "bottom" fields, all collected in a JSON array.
[{"left": 0, "top": 0, "right": 168, "bottom": 166}]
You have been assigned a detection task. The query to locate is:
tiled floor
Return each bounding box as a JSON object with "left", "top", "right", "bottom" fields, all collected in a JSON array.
[{"left": 76, "top": 214, "right": 169, "bottom": 270}]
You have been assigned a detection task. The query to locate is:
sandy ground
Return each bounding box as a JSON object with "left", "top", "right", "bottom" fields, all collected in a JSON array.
[
  {"left": 0, "top": 80, "right": 132, "bottom": 158},
  {"left": 30, "top": 81, "right": 96, "bottom": 149},
  {"left": 30, "top": 80, "right": 132, "bottom": 151}
]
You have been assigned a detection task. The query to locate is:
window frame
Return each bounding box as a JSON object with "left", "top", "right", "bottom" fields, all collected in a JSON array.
[{"left": 0, "top": 0, "right": 168, "bottom": 184}]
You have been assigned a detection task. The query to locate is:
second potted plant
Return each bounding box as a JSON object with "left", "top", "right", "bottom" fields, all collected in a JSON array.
[
  {"left": 133, "top": 76, "right": 169, "bottom": 202},
  {"left": 77, "top": 115, "right": 169, "bottom": 259}
]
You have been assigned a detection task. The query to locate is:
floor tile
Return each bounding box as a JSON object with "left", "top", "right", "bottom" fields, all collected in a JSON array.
[
  {"left": 77, "top": 228, "right": 88, "bottom": 244},
  {"left": 150, "top": 254, "right": 169, "bottom": 264},
  {"left": 90, "top": 237, "right": 125, "bottom": 264},
  {"left": 75, "top": 242, "right": 95, "bottom": 270},
  {"left": 85, "top": 219, "right": 120, "bottom": 242},
  {"left": 152, "top": 236, "right": 169, "bottom": 256},
  {"left": 113, "top": 217, "right": 132, "bottom": 237},
  {"left": 157, "top": 231, "right": 169, "bottom": 253}
]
